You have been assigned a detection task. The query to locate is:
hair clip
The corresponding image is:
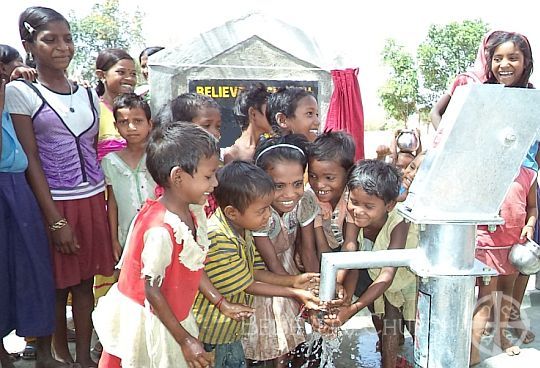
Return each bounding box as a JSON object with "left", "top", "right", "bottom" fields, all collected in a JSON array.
[{"left": 24, "top": 22, "right": 36, "bottom": 35}]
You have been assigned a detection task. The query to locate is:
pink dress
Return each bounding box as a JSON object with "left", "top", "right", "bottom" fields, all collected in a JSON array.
[
  {"left": 242, "top": 191, "right": 318, "bottom": 361},
  {"left": 476, "top": 166, "right": 536, "bottom": 275}
]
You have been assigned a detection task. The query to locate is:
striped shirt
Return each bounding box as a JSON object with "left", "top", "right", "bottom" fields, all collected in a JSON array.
[{"left": 193, "top": 208, "right": 265, "bottom": 344}]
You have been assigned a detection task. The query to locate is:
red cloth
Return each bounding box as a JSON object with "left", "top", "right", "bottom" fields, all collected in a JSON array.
[
  {"left": 325, "top": 68, "right": 365, "bottom": 161},
  {"left": 118, "top": 199, "right": 202, "bottom": 322},
  {"left": 98, "top": 351, "right": 121, "bottom": 368}
]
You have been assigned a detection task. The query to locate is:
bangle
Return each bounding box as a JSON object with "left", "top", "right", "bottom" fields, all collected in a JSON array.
[
  {"left": 49, "top": 218, "right": 68, "bottom": 232},
  {"left": 215, "top": 296, "right": 225, "bottom": 311}
]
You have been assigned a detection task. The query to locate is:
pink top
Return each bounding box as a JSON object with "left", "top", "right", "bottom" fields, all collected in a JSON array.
[{"left": 477, "top": 167, "right": 536, "bottom": 249}]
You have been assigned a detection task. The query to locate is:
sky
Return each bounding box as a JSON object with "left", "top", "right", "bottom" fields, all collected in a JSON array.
[{"left": 3, "top": 0, "right": 540, "bottom": 124}]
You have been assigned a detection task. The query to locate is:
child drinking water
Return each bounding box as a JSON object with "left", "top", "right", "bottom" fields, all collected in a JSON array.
[
  {"left": 93, "top": 122, "right": 219, "bottom": 368},
  {"left": 6, "top": 7, "right": 115, "bottom": 367},
  {"left": 95, "top": 48, "right": 137, "bottom": 161},
  {"left": 193, "top": 161, "right": 321, "bottom": 368},
  {"left": 243, "top": 134, "right": 320, "bottom": 367},
  {"left": 93, "top": 93, "right": 156, "bottom": 300},
  {"left": 325, "top": 160, "right": 418, "bottom": 368}
]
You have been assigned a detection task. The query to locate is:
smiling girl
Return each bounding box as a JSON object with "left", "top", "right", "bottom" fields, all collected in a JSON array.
[
  {"left": 95, "top": 48, "right": 137, "bottom": 161},
  {"left": 5, "top": 7, "right": 115, "bottom": 367}
]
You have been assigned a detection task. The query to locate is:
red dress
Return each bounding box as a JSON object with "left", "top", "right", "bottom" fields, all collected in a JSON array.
[{"left": 93, "top": 199, "right": 209, "bottom": 367}]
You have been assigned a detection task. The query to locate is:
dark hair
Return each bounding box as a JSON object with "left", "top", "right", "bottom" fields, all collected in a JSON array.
[
  {"left": 139, "top": 46, "right": 165, "bottom": 63},
  {"left": 146, "top": 121, "right": 219, "bottom": 188},
  {"left": 18, "top": 6, "right": 69, "bottom": 67},
  {"left": 214, "top": 160, "right": 274, "bottom": 213},
  {"left": 485, "top": 31, "right": 534, "bottom": 87},
  {"left": 0, "top": 44, "right": 22, "bottom": 65},
  {"left": 266, "top": 87, "right": 313, "bottom": 135},
  {"left": 347, "top": 159, "right": 401, "bottom": 204},
  {"left": 254, "top": 134, "right": 308, "bottom": 172},
  {"left": 170, "top": 93, "right": 220, "bottom": 122},
  {"left": 308, "top": 131, "right": 356, "bottom": 171},
  {"left": 95, "top": 48, "right": 134, "bottom": 96},
  {"left": 233, "top": 83, "right": 270, "bottom": 131},
  {"left": 113, "top": 93, "right": 152, "bottom": 121}
]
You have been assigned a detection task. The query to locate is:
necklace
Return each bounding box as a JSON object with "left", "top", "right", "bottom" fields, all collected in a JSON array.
[{"left": 66, "top": 77, "right": 75, "bottom": 113}]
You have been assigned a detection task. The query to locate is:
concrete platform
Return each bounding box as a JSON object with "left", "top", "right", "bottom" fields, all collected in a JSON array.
[{"left": 4, "top": 276, "right": 539, "bottom": 367}]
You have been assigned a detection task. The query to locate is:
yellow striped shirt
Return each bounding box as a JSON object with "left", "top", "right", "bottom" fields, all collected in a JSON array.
[{"left": 193, "top": 208, "right": 265, "bottom": 344}]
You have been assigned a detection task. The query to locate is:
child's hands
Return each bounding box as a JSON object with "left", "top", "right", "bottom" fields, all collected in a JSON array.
[
  {"left": 292, "top": 273, "right": 320, "bottom": 295},
  {"left": 219, "top": 300, "right": 254, "bottom": 321},
  {"left": 179, "top": 335, "right": 214, "bottom": 368},
  {"left": 322, "top": 304, "right": 357, "bottom": 329},
  {"left": 376, "top": 144, "right": 391, "bottom": 159},
  {"left": 10, "top": 66, "right": 37, "bottom": 82},
  {"left": 520, "top": 225, "right": 535, "bottom": 242},
  {"left": 293, "top": 288, "right": 320, "bottom": 310},
  {"left": 51, "top": 222, "right": 80, "bottom": 255},
  {"left": 112, "top": 239, "right": 123, "bottom": 263}
]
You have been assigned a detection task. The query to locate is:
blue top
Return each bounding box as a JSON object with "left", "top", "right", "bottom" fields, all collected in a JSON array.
[
  {"left": 522, "top": 141, "right": 539, "bottom": 172},
  {"left": 1, "top": 110, "right": 28, "bottom": 173}
]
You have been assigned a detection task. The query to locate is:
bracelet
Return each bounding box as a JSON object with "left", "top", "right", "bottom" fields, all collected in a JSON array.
[
  {"left": 215, "top": 296, "right": 225, "bottom": 311},
  {"left": 524, "top": 225, "right": 534, "bottom": 228},
  {"left": 49, "top": 218, "right": 68, "bottom": 232}
]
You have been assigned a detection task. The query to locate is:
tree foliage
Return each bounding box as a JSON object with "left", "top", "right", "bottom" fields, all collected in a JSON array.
[
  {"left": 378, "top": 19, "right": 488, "bottom": 125},
  {"left": 417, "top": 19, "right": 489, "bottom": 106},
  {"left": 68, "top": 0, "right": 145, "bottom": 82},
  {"left": 378, "top": 39, "right": 418, "bottom": 126}
]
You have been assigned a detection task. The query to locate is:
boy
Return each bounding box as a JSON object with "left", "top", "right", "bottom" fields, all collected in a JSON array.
[
  {"left": 193, "top": 161, "right": 321, "bottom": 368},
  {"left": 326, "top": 159, "right": 418, "bottom": 368}
]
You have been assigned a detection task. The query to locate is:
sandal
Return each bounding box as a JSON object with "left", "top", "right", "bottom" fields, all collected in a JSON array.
[{"left": 21, "top": 342, "right": 36, "bottom": 360}]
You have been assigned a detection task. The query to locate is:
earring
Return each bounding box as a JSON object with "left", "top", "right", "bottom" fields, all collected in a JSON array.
[{"left": 27, "top": 52, "right": 33, "bottom": 62}]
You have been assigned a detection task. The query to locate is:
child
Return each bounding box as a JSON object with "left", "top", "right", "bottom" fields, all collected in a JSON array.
[
  {"left": 223, "top": 83, "right": 272, "bottom": 163},
  {"left": 266, "top": 87, "right": 320, "bottom": 142},
  {"left": 95, "top": 48, "right": 137, "bottom": 161},
  {"left": 325, "top": 160, "right": 418, "bottom": 368},
  {"left": 6, "top": 7, "right": 115, "bottom": 367},
  {"left": 135, "top": 46, "right": 164, "bottom": 99},
  {"left": 1, "top": 51, "right": 64, "bottom": 368},
  {"left": 307, "top": 131, "right": 356, "bottom": 255},
  {"left": 375, "top": 128, "right": 422, "bottom": 172},
  {"left": 93, "top": 122, "right": 219, "bottom": 368},
  {"left": 166, "top": 92, "right": 222, "bottom": 140},
  {"left": 93, "top": 93, "right": 156, "bottom": 301},
  {"left": 397, "top": 151, "right": 426, "bottom": 202},
  {"left": 470, "top": 31, "right": 538, "bottom": 365},
  {"left": 193, "top": 161, "right": 321, "bottom": 368},
  {"left": 243, "top": 134, "right": 320, "bottom": 367}
]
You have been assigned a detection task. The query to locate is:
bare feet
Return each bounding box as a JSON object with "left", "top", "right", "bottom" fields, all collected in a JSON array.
[
  {"left": 498, "top": 332, "right": 520, "bottom": 357},
  {"left": 508, "top": 318, "right": 535, "bottom": 344},
  {"left": 75, "top": 357, "right": 97, "bottom": 368},
  {"left": 35, "top": 356, "right": 74, "bottom": 368}
]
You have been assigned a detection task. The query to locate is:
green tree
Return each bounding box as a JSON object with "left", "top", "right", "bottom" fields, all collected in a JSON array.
[
  {"left": 68, "top": 0, "right": 145, "bottom": 82},
  {"left": 417, "top": 19, "right": 489, "bottom": 107},
  {"left": 378, "top": 39, "right": 419, "bottom": 127}
]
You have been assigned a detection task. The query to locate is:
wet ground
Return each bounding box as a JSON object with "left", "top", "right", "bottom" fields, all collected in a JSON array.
[{"left": 5, "top": 275, "right": 539, "bottom": 367}]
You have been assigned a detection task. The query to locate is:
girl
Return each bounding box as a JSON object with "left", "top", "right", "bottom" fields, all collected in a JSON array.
[
  {"left": 135, "top": 46, "right": 164, "bottom": 100},
  {"left": 1, "top": 46, "right": 65, "bottom": 368},
  {"left": 92, "top": 122, "right": 220, "bottom": 368},
  {"left": 307, "top": 131, "right": 356, "bottom": 256},
  {"left": 95, "top": 48, "right": 137, "bottom": 161},
  {"left": 470, "top": 31, "right": 538, "bottom": 365},
  {"left": 243, "top": 134, "right": 319, "bottom": 368},
  {"left": 266, "top": 87, "right": 320, "bottom": 142},
  {"left": 223, "top": 82, "right": 272, "bottom": 163},
  {"left": 5, "top": 7, "right": 115, "bottom": 367}
]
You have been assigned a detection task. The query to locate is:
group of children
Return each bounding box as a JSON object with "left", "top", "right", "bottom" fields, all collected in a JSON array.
[{"left": 1, "top": 5, "right": 538, "bottom": 368}]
